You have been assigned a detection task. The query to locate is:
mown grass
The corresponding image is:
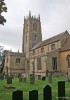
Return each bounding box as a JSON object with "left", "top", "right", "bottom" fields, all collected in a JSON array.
[{"left": 0, "top": 76, "right": 70, "bottom": 100}]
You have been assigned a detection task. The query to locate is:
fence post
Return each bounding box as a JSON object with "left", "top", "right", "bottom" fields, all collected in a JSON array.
[
  {"left": 43, "top": 85, "right": 52, "bottom": 100},
  {"left": 29, "top": 90, "right": 38, "bottom": 100},
  {"left": 58, "top": 81, "right": 65, "bottom": 100},
  {"left": 12, "top": 90, "right": 23, "bottom": 100}
]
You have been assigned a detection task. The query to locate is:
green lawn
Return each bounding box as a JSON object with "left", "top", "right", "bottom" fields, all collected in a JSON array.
[{"left": 0, "top": 76, "right": 70, "bottom": 100}]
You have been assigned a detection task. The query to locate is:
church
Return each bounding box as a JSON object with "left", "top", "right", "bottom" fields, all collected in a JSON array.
[{"left": 4, "top": 12, "right": 70, "bottom": 76}]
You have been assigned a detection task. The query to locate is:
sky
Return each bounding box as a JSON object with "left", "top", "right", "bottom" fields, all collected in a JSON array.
[{"left": 0, "top": 0, "right": 70, "bottom": 52}]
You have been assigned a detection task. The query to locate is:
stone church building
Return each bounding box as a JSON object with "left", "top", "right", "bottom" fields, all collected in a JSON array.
[{"left": 4, "top": 12, "right": 70, "bottom": 76}]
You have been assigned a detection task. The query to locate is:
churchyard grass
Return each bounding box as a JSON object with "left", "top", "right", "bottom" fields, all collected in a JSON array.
[{"left": 0, "top": 76, "right": 70, "bottom": 100}]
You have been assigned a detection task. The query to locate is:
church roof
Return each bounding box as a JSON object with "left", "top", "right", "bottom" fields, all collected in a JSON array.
[
  {"left": 60, "top": 36, "right": 70, "bottom": 52},
  {"left": 31, "top": 30, "right": 68, "bottom": 50}
]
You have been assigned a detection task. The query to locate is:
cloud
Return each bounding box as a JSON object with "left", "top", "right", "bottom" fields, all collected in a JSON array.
[{"left": 0, "top": 0, "right": 70, "bottom": 51}]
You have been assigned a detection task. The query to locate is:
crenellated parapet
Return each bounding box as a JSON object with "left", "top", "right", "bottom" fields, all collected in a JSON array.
[
  {"left": 24, "top": 11, "right": 40, "bottom": 21},
  {"left": 5, "top": 50, "right": 25, "bottom": 57}
]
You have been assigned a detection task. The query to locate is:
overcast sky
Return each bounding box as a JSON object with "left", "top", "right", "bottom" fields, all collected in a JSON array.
[{"left": 0, "top": 0, "right": 70, "bottom": 52}]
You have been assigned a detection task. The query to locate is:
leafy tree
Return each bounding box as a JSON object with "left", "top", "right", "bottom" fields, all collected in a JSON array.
[
  {"left": 0, "top": 51, "right": 5, "bottom": 73},
  {"left": 0, "top": 0, "right": 7, "bottom": 25}
]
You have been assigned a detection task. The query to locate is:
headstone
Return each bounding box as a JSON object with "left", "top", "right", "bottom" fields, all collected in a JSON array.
[
  {"left": 58, "top": 81, "right": 65, "bottom": 100},
  {"left": 29, "top": 90, "right": 38, "bottom": 100},
  {"left": 10, "top": 74, "right": 14, "bottom": 79},
  {"left": 18, "top": 73, "right": 22, "bottom": 78},
  {"left": 46, "top": 70, "right": 49, "bottom": 77},
  {"left": 48, "top": 73, "right": 52, "bottom": 83},
  {"left": 30, "top": 74, "right": 35, "bottom": 84},
  {"left": 19, "top": 77, "right": 23, "bottom": 83},
  {"left": 38, "top": 75, "right": 41, "bottom": 80},
  {"left": 7, "top": 76, "right": 12, "bottom": 84},
  {"left": 12, "top": 90, "right": 23, "bottom": 100},
  {"left": 43, "top": 85, "right": 52, "bottom": 100},
  {"left": 5, "top": 74, "right": 9, "bottom": 79},
  {"left": 0, "top": 73, "right": 4, "bottom": 80},
  {"left": 23, "top": 77, "right": 26, "bottom": 82},
  {"left": 42, "top": 76, "right": 46, "bottom": 81},
  {"left": 3, "top": 75, "right": 15, "bottom": 89}
]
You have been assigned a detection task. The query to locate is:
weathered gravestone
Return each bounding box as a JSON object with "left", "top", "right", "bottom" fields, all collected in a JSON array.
[
  {"left": 58, "top": 81, "right": 65, "bottom": 100},
  {"left": 19, "top": 77, "right": 23, "bottom": 83},
  {"left": 18, "top": 73, "right": 22, "bottom": 78},
  {"left": 46, "top": 70, "right": 49, "bottom": 77},
  {"left": 48, "top": 73, "right": 52, "bottom": 83},
  {"left": 29, "top": 90, "right": 38, "bottom": 100},
  {"left": 5, "top": 74, "right": 9, "bottom": 79},
  {"left": 23, "top": 77, "right": 26, "bottom": 82},
  {"left": 7, "top": 76, "right": 12, "bottom": 84},
  {"left": 38, "top": 75, "right": 41, "bottom": 80},
  {"left": 42, "top": 76, "right": 46, "bottom": 81},
  {"left": 30, "top": 74, "right": 35, "bottom": 84},
  {"left": 19, "top": 76, "right": 26, "bottom": 83},
  {"left": 43, "top": 85, "right": 52, "bottom": 100},
  {"left": 3, "top": 76, "right": 15, "bottom": 89},
  {"left": 12, "top": 90, "right": 23, "bottom": 100},
  {"left": 0, "top": 73, "right": 4, "bottom": 80}
]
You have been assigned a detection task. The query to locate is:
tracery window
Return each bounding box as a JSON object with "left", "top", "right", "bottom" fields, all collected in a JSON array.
[{"left": 16, "top": 58, "right": 20, "bottom": 65}]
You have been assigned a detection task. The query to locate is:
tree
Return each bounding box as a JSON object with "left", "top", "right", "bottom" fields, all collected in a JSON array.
[
  {"left": 0, "top": 46, "right": 5, "bottom": 73},
  {"left": 0, "top": 0, "right": 7, "bottom": 25}
]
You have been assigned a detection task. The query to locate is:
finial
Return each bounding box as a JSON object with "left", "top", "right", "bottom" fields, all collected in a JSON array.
[
  {"left": 38, "top": 14, "right": 40, "bottom": 21},
  {"left": 29, "top": 10, "right": 31, "bottom": 17}
]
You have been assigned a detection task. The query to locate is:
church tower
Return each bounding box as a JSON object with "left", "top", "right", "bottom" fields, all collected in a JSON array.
[{"left": 22, "top": 12, "right": 42, "bottom": 58}]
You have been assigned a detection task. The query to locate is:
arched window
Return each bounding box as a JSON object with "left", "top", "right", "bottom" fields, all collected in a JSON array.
[
  {"left": 67, "top": 55, "right": 70, "bottom": 68},
  {"left": 16, "top": 58, "right": 20, "bottom": 65},
  {"left": 33, "top": 23, "right": 37, "bottom": 31},
  {"left": 51, "top": 44, "right": 56, "bottom": 50}
]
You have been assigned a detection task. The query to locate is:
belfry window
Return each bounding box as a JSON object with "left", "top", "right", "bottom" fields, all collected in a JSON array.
[
  {"left": 33, "top": 23, "right": 37, "bottom": 31},
  {"left": 7, "top": 58, "right": 8, "bottom": 63}
]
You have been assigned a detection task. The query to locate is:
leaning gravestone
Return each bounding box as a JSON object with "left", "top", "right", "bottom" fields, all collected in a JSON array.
[
  {"left": 30, "top": 74, "right": 35, "bottom": 84},
  {"left": 48, "top": 73, "right": 52, "bottom": 83}
]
